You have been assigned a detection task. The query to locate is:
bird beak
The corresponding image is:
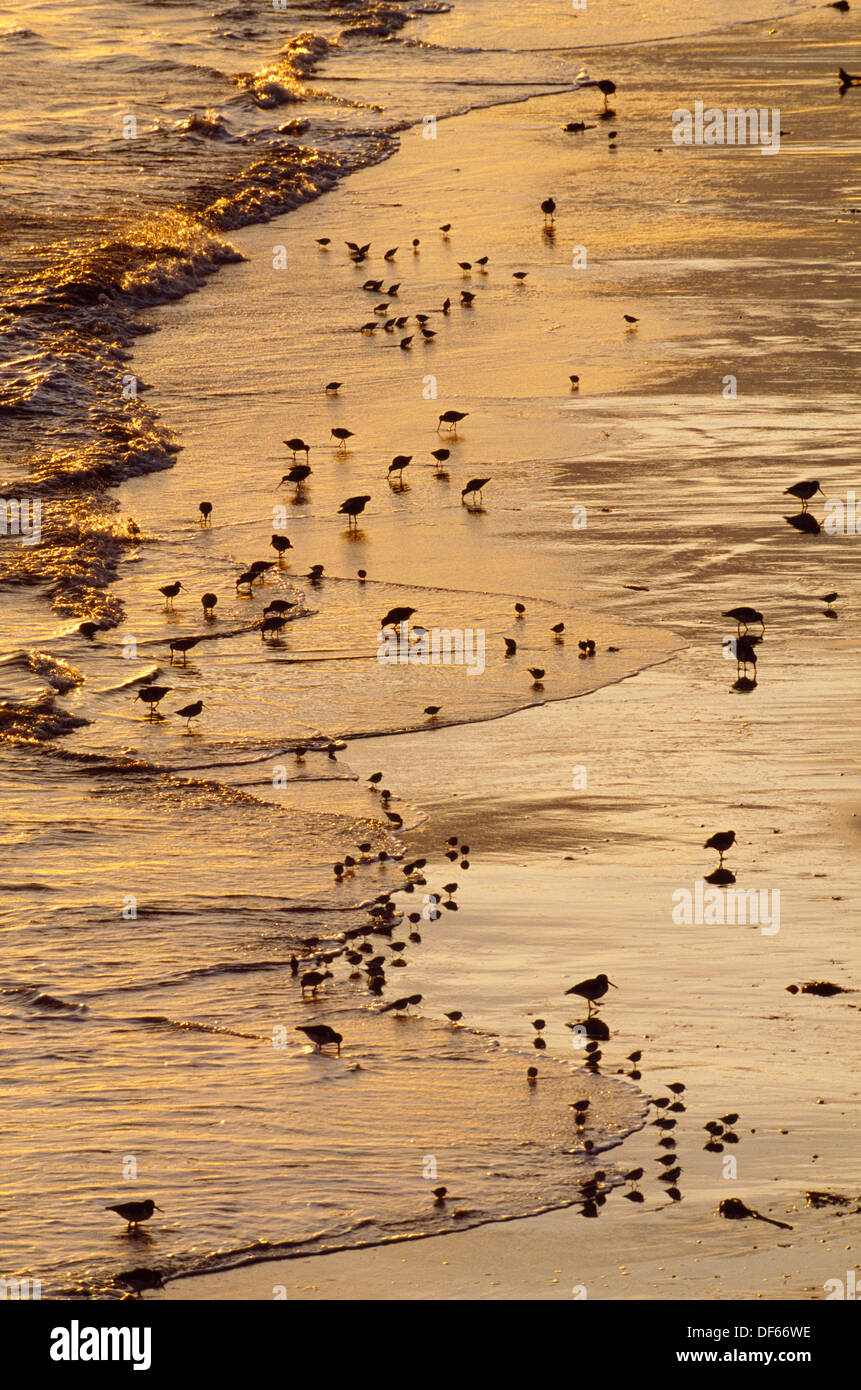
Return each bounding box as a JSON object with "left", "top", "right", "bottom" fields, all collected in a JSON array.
[
  {"left": 607, "top": 979, "right": 618, "bottom": 988},
  {"left": 154, "top": 1205, "right": 163, "bottom": 1212}
]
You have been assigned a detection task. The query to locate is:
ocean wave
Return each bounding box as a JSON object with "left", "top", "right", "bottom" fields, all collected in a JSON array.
[
  {"left": 0, "top": 695, "right": 89, "bottom": 742},
  {"left": 173, "top": 110, "right": 237, "bottom": 141},
  {"left": 15, "top": 650, "right": 85, "bottom": 694},
  {"left": 233, "top": 32, "right": 332, "bottom": 108}
]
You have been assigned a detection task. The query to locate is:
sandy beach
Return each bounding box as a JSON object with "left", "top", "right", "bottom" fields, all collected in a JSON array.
[{"left": 127, "top": 7, "right": 861, "bottom": 1301}]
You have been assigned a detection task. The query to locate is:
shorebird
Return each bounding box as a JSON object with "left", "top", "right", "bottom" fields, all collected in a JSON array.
[
  {"left": 331, "top": 427, "right": 355, "bottom": 449},
  {"left": 623, "top": 313, "right": 639, "bottom": 326},
  {"left": 445, "top": 1010, "right": 463, "bottom": 1023},
  {"left": 283, "top": 437, "right": 310, "bottom": 460},
  {"left": 159, "top": 581, "right": 182, "bottom": 609},
  {"left": 381, "top": 994, "right": 422, "bottom": 1013},
  {"left": 106, "top": 1199, "right": 162, "bottom": 1229},
  {"left": 570, "top": 374, "right": 580, "bottom": 388},
  {"left": 596, "top": 77, "right": 616, "bottom": 111},
  {"left": 458, "top": 261, "right": 472, "bottom": 275},
  {"left": 784, "top": 479, "right": 823, "bottom": 510},
  {"left": 551, "top": 622, "right": 565, "bottom": 640},
  {"left": 381, "top": 605, "right": 416, "bottom": 630},
  {"left": 528, "top": 666, "right": 545, "bottom": 687},
  {"left": 424, "top": 705, "right": 441, "bottom": 719},
  {"left": 198, "top": 502, "right": 212, "bottom": 526},
  {"left": 541, "top": 197, "right": 556, "bottom": 224},
  {"left": 704, "top": 830, "right": 735, "bottom": 864},
  {"left": 296, "top": 1024, "right": 342, "bottom": 1055},
  {"left": 325, "top": 381, "right": 341, "bottom": 393},
  {"left": 438, "top": 409, "right": 469, "bottom": 432},
  {"left": 271, "top": 533, "right": 292, "bottom": 558},
  {"left": 169, "top": 636, "right": 202, "bottom": 666},
  {"left": 316, "top": 237, "right": 331, "bottom": 247},
  {"left": 134, "top": 685, "right": 171, "bottom": 718},
  {"left": 440, "top": 223, "right": 452, "bottom": 235},
  {"left": 564, "top": 973, "right": 617, "bottom": 1013},
  {"left": 461, "top": 477, "right": 490, "bottom": 505},
  {"left": 301, "top": 969, "right": 332, "bottom": 995},
  {"left": 513, "top": 271, "right": 528, "bottom": 282},
  {"left": 475, "top": 256, "right": 489, "bottom": 270},
  {"left": 338, "top": 494, "right": 371, "bottom": 526},
  {"left": 260, "top": 616, "right": 287, "bottom": 641},
  {"left": 821, "top": 591, "right": 838, "bottom": 605},
  {"left": 504, "top": 637, "right": 517, "bottom": 656},
  {"left": 175, "top": 699, "right": 205, "bottom": 730},
  {"left": 388, "top": 455, "right": 412, "bottom": 480},
  {"left": 346, "top": 241, "right": 371, "bottom": 261},
  {"left": 431, "top": 448, "right": 450, "bottom": 472},
  {"left": 248, "top": 560, "right": 275, "bottom": 582},
  {"left": 280, "top": 463, "right": 312, "bottom": 490},
  {"left": 384, "top": 248, "right": 398, "bottom": 261},
  {"left": 838, "top": 65, "right": 861, "bottom": 92},
  {"left": 722, "top": 606, "right": 764, "bottom": 634},
  {"left": 461, "top": 290, "right": 475, "bottom": 306},
  {"left": 201, "top": 592, "right": 217, "bottom": 618}
]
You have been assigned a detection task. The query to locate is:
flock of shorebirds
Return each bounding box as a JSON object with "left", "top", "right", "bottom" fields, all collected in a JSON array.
[{"left": 94, "top": 77, "right": 861, "bottom": 1269}]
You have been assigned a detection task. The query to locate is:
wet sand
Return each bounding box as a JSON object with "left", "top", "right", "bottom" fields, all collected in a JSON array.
[{"left": 128, "top": 7, "right": 861, "bottom": 1300}]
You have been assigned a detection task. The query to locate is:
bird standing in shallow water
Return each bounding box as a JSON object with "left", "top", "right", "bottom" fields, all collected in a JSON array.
[
  {"left": 159, "top": 581, "right": 182, "bottom": 609},
  {"left": 723, "top": 606, "right": 764, "bottom": 635},
  {"left": 541, "top": 197, "right": 556, "bottom": 225},
  {"left": 280, "top": 464, "right": 312, "bottom": 491},
  {"left": 135, "top": 686, "right": 171, "bottom": 718},
  {"left": 175, "top": 700, "right": 205, "bottom": 731},
  {"left": 438, "top": 410, "right": 469, "bottom": 433},
  {"left": 169, "top": 636, "right": 202, "bottom": 666},
  {"left": 301, "top": 969, "right": 332, "bottom": 995},
  {"left": 704, "top": 830, "right": 735, "bottom": 865},
  {"left": 784, "top": 479, "right": 823, "bottom": 511},
  {"left": 106, "top": 1199, "right": 162, "bottom": 1230},
  {"left": 296, "top": 1024, "right": 342, "bottom": 1056},
  {"left": 564, "top": 973, "right": 617, "bottom": 1014},
  {"left": 461, "top": 477, "right": 490, "bottom": 505},
  {"left": 338, "top": 494, "right": 371, "bottom": 527}
]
